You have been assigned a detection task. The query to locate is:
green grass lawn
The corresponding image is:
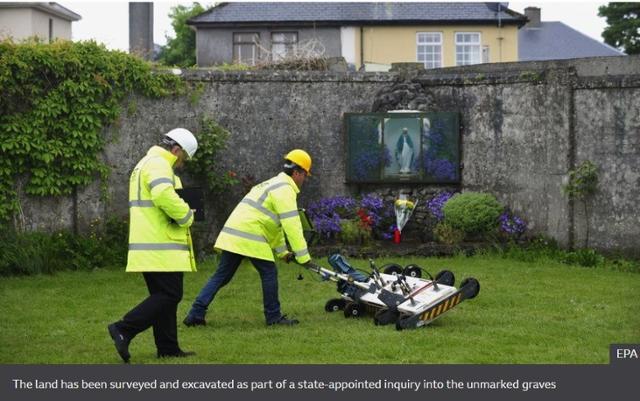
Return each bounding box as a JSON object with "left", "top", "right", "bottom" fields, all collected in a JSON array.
[{"left": 1, "top": 254, "right": 638, "bottom": 364}]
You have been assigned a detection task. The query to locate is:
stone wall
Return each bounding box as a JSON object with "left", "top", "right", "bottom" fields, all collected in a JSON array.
[
  {"left": 573, "top": 76, "right": 640, "bottom": 253},
  {"left": 14, "top": 56, "right": 640, "bottom": 256}
]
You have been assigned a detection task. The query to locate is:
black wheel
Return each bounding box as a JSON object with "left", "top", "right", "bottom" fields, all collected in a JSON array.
[
  {"left": 324, "top": 298, "right": 346, "bottom": 312},
  {"left": 382, "top": 263, "right": 403, "bottom": 275},
  {"left": 403, "top": 264, "right": 422, "bottom": 278},
  {"left": 435, "top": 269, "right": 455, "bottom": 286},
  {"left": 344, "top": 302, "right": 364, "bottom": 318},
  {"left": 460, "top": 277, "right": 480, "bottom": 299}
]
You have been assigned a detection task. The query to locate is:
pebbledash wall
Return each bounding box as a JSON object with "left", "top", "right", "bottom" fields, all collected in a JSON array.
[{"left": 17, "top": 56, "right": 640, "bottom": 256}]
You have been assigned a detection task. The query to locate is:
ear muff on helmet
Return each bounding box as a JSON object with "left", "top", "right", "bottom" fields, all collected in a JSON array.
[
  {"left": 165, "top": 128, "right": 198, "bottom": 158},
  {"left": 283, "top": 149, "right": 312, "bottom": 175}
]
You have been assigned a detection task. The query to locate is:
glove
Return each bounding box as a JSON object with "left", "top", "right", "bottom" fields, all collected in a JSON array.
[{"left": 283, "top": 252, "right": 295, "bottom": 264}]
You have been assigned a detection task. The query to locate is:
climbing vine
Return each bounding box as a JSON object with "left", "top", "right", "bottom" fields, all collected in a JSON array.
[
  {"left": 563, "top": 160, "right": 599, "bottom": 247},
  {"left": 0, "top": 39, "right": 185, "bottom": 222},
  {"left": 187, "top": 118, "right": 239, "bottom": 193}
]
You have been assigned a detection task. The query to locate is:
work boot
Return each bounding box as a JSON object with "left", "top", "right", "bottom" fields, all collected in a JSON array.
[
  {"left": 107, "top": 323, "right": 131, "bottom": 363},
  {"left": 157, "top": 350, "right": 196, "bottom": 358},
  {"left": 267, "top": 315, "right": 299, "bottom": 326},
  {"left": 183, "top": 315, "right": 206, "bottom": 327}
]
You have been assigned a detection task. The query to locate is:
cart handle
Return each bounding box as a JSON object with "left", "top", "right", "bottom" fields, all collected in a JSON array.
[{"left": 301, "top": 262, "right": 377, "bottom": 294}]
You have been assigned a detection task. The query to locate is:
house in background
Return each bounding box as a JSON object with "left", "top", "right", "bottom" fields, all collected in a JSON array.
[
  {"left": 0, "top": 2, "right": 81, "bottom": 42},
  {"left": 188, "top": 2, "right": 527, "bottom": 70},
  {"left": 519, "top": 7, "right": 625, "bottom": 61}
]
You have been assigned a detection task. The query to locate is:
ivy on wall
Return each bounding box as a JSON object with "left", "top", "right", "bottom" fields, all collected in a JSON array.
[
  {"left": 187, "top": 118, "right": 239, "bottom": 193},
  {"left": 0, "top": 40, "right": 185, "bottom": 222}
]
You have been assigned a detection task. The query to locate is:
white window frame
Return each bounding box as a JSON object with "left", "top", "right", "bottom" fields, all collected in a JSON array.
[
  {"left": 233, "top": 32, "right": 260, "bottom": 66},
  {"left": 455, "top": 32, "right": 482, "bottom": 66},
  {"left": 416, "top": 32, "right": 443, "bottom": 69},
  {"left": 271, "top": 31, "right": 298, "bottom": 61}
]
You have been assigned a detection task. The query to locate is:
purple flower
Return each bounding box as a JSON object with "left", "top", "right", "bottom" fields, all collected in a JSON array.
[
  {"left": 307, "top": 194, "right": 397, "bottom": 241},
  {"left": 352, "top": 147, "right": 390, "bottom": 180},
  {"left": 308, "top": 196, "right": 358, "bottom": 237},
  {"left": 360, "top": 194, "right": 383, "bottom": 211},
  {"left": 424, "top": 158, "right": 457, "bottom": 181},
  {"left": 381, "top": 224, "right": 397, "bottom": 240},
  {"left": 426, "top": 191, "right": 455, "bottom": 221},
  {"left": 312, "top": 213, "right": 342, "bottom": 237},
  {"left": 499, "top": 212, "right": 527, "bottom": 237},
  {"left": 421, "top": 118, "right": 459, "bottom": 181}
]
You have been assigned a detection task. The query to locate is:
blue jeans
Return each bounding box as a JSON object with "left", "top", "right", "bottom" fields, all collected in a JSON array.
[{"left": 187, "top": 251, "right": 282, "bottom": 324}]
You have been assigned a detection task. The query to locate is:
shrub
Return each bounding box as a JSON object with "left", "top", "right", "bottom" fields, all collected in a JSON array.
[
  {"left": 339, "top": 219, "right": 372, "bottom": 245},
  {"left": 0, "top": 232, "right": 67, "bottom": 275},
  {"left": 433, "top": 222, "right": 464, "bottom": 245},
  {"left": 186, "top": 117, "right": 239, "bottom": 193},
  {"left": 608, "top": 258, "right": 640, "bottom": 273},
  {"left": 491, "top": 235, "right": 637, "bottom": 273},
  {"left": 442, "top": 192, "right": 503, "bottom": 236},
  {"left": 562, "top": 248, "right": 605, "bottom": 267},
  {"left": 0, "top": 217, "right": 128, "bottom": 276}
]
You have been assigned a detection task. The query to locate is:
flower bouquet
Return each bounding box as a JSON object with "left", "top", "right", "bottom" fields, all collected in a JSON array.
[{"left": 393, "top": 195, "right": 418, "bottom": 243}]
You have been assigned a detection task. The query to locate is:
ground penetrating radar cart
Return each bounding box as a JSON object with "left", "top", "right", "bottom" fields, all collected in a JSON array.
[{"left": 301, "top": 254, "right": 480, "bottom": 330}]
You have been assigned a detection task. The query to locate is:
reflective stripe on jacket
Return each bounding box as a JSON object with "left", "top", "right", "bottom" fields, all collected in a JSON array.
[
  {"left": 214, "top": 172, "right": 310, "bottom": 263},
  {"left": 126, "top": 146, "right": 196, "bottom": 272}
]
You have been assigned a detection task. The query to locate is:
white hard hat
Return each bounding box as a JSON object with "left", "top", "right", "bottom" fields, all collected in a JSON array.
[{"left": 165, "top": 128, "right": 198, "bottom": 158}]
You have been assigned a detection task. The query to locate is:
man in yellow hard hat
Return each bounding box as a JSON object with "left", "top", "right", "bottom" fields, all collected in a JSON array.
[
  {"left": 108, "top": 128, "right": 198, "bottom": 363},
  {"left": 183, "top": 149, "right": 313, "bottom": 327}
]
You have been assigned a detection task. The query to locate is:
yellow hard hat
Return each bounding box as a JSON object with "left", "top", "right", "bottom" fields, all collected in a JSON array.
[{"left": 284, "top": 149, "right": 312, "bottom": 175}]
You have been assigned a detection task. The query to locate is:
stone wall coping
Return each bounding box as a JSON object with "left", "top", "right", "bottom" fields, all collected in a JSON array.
[
  {"left": 177, "top": 69, "right": 397, "bottom": 83},
  {"left": 575, "top": 74, "right": 640, "bottom": 89}
]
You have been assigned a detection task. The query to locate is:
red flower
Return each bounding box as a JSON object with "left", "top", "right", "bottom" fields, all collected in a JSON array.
[{"left": 357, "top": 208, "right": 373, "bottom": 228}]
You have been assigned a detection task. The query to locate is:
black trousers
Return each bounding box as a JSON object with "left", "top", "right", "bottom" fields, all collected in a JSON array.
[{"left": 115, "top": 272, "right": 183, "bottom": 355}]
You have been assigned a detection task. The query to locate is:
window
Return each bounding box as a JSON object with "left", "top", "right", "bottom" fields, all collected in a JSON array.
[
  {"left": 233, "top": 33, "right": 260, "bottom": 65},
  {"left": 482, "top": 45, "right": 490, "bottom": 63},
  {"left": 455, "top": 32, "right": 481, "bottom": 66},
  {"left": 271, "top": 32, "right": 298, "bottom": 60},
  {"left": 48, "top": 19, "right": 53, "bottom": 43},
  {"left": 416, "top": 32, "right": 442, "bottom": 69}
]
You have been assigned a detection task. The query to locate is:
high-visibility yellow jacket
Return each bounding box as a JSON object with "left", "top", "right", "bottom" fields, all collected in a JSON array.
[
  {"left": 126, "top": 146, "right": 196, "bottom": 272},
  {"left": 214, "top": 172, "right": 310, "bottom": 264}
]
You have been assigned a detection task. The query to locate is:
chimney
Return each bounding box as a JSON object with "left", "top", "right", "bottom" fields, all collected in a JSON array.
[
  {"left": 129, "top": 2, "right": 154, "bottom": 60},
  {"left": 524, "top": 7, "right": 541, "bottom": 28}
]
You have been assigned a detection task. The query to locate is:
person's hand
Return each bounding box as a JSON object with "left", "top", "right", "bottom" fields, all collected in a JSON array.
[{"left": 283, "top": 252, "right": 295, "bottom": 264}]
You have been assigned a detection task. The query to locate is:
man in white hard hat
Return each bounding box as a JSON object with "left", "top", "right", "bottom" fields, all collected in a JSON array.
[{"left": 108, "top": 128, "right": 198, "bottom": 363}]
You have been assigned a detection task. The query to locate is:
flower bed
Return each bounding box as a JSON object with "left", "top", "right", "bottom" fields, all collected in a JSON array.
[{"left": 307, "top": 191, "right": 528, "bottom": 248}]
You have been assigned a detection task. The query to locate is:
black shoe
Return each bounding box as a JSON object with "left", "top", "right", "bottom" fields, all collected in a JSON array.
[
  {"left": 267, "top": 315, "right": 299, "bottom": 326},
  {"left": 183, "top": 316, "right": 206, "bottom": 327},
  {"left": 107, "top": 323, "right": 130, "bottom": 363},
  {"left": 157, "top": 350, "right": 196, "bottom": 358}
]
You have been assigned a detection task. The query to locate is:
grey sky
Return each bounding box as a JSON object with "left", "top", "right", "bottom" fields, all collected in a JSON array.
[{"left": 64, "top": 1, "right": 613, "bottom": 52}]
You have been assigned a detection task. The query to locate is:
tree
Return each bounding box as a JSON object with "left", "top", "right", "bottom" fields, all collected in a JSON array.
[
  {"left": 598, "top": 3, "right": 640, "bottom": 55},
  {"left": 158, "top": 2, "right": 207, "bottom": 67}
]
